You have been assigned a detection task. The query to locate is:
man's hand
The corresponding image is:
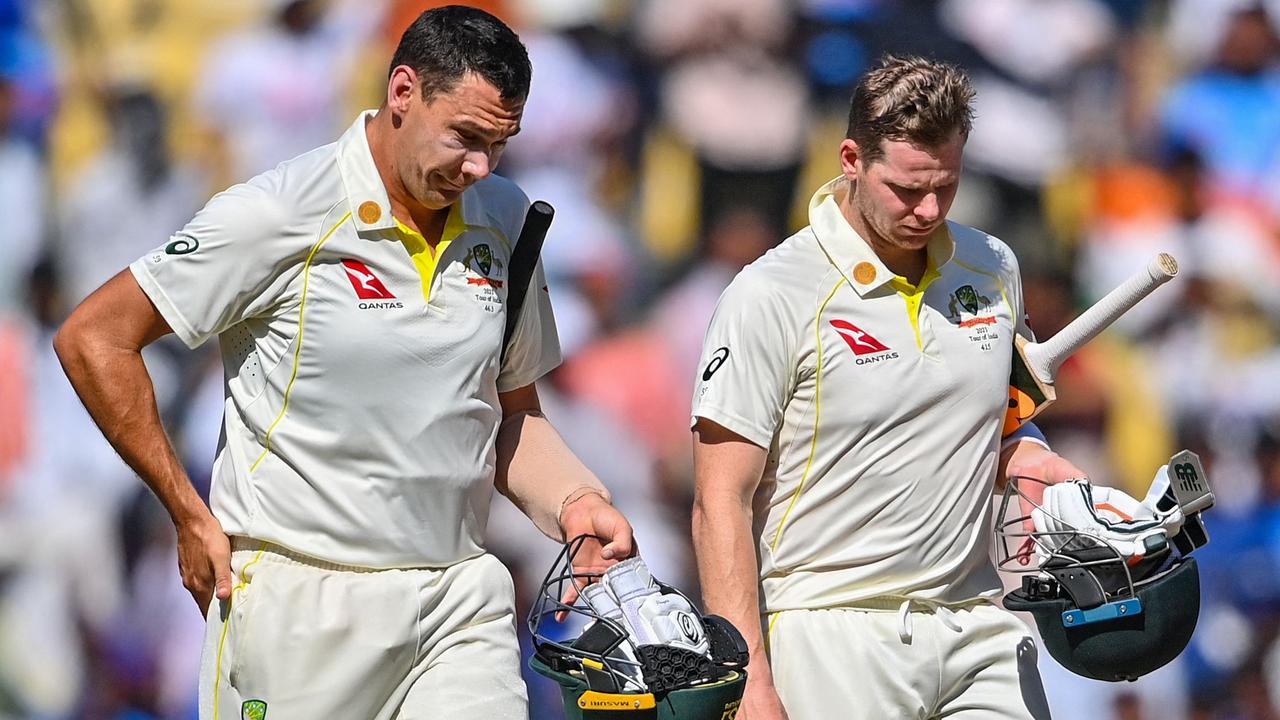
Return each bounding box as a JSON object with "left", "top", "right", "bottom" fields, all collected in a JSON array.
[
  {"left": 999, "top": 440, "right": 1088, "bottom": 565},
  {"left": 739, "top": 674, "right": 790, "bottom": 720},
  {"left": 1000, "top": 440, "right": 1086, "bottom": 489},
  {"left": 175, "top": 511, "right": 234, "bottom": 613},
  {"left": 557, "top": 492, "right": 635, "bottom": 610}
]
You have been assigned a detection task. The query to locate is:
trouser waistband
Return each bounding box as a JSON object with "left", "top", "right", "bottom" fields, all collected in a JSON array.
[{"left": 230, "top": 537, "right": 450, "bottom": 574}]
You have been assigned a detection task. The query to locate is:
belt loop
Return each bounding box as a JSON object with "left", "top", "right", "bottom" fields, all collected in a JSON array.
[
  {"left": 937, "top": 605, "right": 963, "bottom": 634},
  {"left": 897, "top": 600, "right": 913, "bottom": 644}
]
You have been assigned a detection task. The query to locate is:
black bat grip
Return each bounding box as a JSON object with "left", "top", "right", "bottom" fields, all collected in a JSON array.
[{"left": 501, "top": 200, "right": 555, "bottom": 362}]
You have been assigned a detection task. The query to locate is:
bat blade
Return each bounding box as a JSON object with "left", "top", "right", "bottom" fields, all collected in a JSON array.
[
  {"left": 1002, "top": 335, "right": 1056, "bottom": 436},
  {"left": 1002, "top": 253, "right": 1178, "bottom": 437}
]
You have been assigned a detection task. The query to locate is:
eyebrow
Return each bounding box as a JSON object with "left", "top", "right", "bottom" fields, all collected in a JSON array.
[
  {"left": 887, "top": 178, "right": 956, "bottom": 190},
  {"left": 453, "top": 121, "right": 520, "bottom": 141}
]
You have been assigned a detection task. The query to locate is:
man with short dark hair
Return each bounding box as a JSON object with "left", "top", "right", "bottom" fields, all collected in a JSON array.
[
  {"left": 690, "top": 55, "right": 1084, "bottom": 719},
  {"left": 55, "top": 7, "right": 633, "bottom": 719}
]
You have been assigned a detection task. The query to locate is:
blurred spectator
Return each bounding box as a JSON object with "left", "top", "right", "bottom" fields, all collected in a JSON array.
[
  {"left": 501, "top": 27, "right": 636, "bottom": 187},
  {"left": 0, "top": 262, "right": 128, "bottom": 719},
  {"left": 195, "top": 0, "right": 372, "bottom": 183},
  {"left": 1115, "top": 691, "right": 1145, "bottom": 720},
  {"left": 1158, "top": 5, "right": 1280, "bottom": 220},
  {"left": 55, "top": 87, "right": 205, "bottom": 304},
  {"left": 560, "top": 204, "right": 773, "bottom": 504},
  {"left": 0, "top": 73, "right": 46, "bottom": 313},
  {"left": 0, "top": 0, "right": 56, "bottom": 145},
  {"left": 940, "top": 0, "right": 1123, "bottom": 269},
  {"left": 637, "top": 0, "right": 811, "bottom": 249},
  {"left": 1166, "top": 146, "right": 1280, "bottom": 315}
]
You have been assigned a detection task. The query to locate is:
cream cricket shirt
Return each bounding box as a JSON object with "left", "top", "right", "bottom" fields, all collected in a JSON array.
[
  {"left": 692, "top": 177, "right": 1032, "bottom": 611},
  {"left": 131, "top": 111, "right": 561, "bottom": 568}
]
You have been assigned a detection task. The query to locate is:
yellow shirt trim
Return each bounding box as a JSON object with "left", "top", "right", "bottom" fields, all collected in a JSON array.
[
  {"left": 888, "top": 259, "right": 941, "bottom": 351},
  {"left": 250, "top": 211, "right": 352, "bottom": 473},
  {"left": 770, "top": 276, "right": 846, "bottom": 554},
  {"left": 395, "top": 205, "right": 466, "bottom": 303}
]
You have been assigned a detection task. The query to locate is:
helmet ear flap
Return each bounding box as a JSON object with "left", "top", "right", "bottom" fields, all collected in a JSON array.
[{"left": 704, "top": 615, "right": 750, "bottom": 668}]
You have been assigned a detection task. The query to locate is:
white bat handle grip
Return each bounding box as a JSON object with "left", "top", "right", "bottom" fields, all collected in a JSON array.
[{"left": 1025, "top": 253, "right": 1178, "bottom": 381}]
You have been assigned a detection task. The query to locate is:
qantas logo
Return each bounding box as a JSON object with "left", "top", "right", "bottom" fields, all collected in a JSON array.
[
  {"left": 341, "top": 260, "right": 396, "bottom": 299},
  {"left": 830, "top": 320, "right": 889, "bottom": 354},
  {"left": 830, "top": 319, "right": 898, "bottom": 365}
]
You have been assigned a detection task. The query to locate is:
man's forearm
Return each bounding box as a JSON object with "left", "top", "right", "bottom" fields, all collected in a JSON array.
[
  {"left": 693, "top": 491, "right": 774, "bottom": 683},
  {"left": 54, "top": 329, "right": 206, "bottom": 525},
  {"left": 494, "top": 409, "right": 610, "bottom": 540}
]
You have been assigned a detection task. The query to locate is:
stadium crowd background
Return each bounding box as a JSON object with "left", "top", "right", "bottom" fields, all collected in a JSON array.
[{"left": 1, "top": 0, "right": 1279, "bottom": 717}]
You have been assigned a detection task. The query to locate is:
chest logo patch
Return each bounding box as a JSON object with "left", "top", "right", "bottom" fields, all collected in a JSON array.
[
  {"left": 831, "top": 320, "right": 898, "bottom": 365},
  {"left": 341, "top": 259, "right": 396, "bottom": 300},
  {"left": 947, "top": 284, "right": 997, "bottom": 327},
  {"left": 462, "top": 244, "right": 505, "bottom": 289}
]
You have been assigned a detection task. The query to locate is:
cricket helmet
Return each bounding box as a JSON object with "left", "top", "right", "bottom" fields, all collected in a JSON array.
[
  {"left": 528, "top": 535, "right": 748, "bottom": 720},
  {"left": 995, "top": 451, "right": 1214, "bottom": 682}
]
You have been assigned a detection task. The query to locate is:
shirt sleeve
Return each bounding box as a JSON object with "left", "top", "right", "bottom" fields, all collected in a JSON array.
[
  {"left": 129, "top": 176, "right": 304, "bottom": 349},
  {"left": 690, "top": 268, "right": 796, "bottom": 448},
  {"left": 1002, "top": 242, "right": 1034, "bottom": 344},
  {"left": 498, "top": 259, "right": 561, "bottom": 392}
]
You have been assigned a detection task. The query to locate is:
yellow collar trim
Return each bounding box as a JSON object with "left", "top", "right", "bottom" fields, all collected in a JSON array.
[{"left": 394, "top": 205, "right": 468, "bottom": 303}]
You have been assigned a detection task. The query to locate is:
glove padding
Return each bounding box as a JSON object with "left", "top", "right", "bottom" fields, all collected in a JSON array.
[
  {"left": 595, "top": 557, "right": 710, "bottom": 656},
  {"left": 1033, "top": 479, "right": 1183, "bottom": 563},
  {"left": 579, "top": 556, "right": 717, "bottom": 693}
]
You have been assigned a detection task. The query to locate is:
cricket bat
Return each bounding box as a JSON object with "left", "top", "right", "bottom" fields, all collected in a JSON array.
[
  {"left": 1002, "top": 253, "right": 1179, "bottom": 436},
  {"left": 501, "top": 200, "right": 555, "bottom": 363}
]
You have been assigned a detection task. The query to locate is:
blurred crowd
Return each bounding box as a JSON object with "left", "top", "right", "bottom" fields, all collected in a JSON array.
[{"left": 1, "top": 0, "right": 1279, "bottom": 718}]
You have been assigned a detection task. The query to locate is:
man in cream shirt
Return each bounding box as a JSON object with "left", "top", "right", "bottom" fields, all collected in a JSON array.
[
  {"left": 56, "top": 7, "right": 633, "bottom": 719},
  {"left": 692, "top": 55, "right": 1086, "bottom": 720}
]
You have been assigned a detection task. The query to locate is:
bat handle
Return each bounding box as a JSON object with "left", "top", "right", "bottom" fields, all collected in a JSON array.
[{"left": 1025, "top": 253, "right": 1178, "bottom": 380}]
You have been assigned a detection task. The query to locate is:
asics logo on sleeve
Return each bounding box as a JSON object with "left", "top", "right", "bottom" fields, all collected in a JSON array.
[
  {"left": 341, "top": 259, "right": 397, "bottom": 299},
  {"left": 703, "top": 347, "right": 730, "bottom": 381}
]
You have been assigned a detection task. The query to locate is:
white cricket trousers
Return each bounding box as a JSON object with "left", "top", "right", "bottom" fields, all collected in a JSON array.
[
  {"left": 198, "top": 539, "right": 528, "bottom": 720},
  {"left": 768, "top": 602, "right": 1052, "bottom": 720}
]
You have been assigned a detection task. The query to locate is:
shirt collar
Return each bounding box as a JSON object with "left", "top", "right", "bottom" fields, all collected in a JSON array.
[
  {"left": 337, "top": 110, "right": 492, "bottom": 235},
  {"left": 808, "top": 176, "right": 956, "bottom": 296}
]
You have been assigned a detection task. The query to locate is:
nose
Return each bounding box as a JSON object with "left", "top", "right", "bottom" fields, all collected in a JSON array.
[
  {"left": 461, "top": 149, "right": 491, "bottom": 181},
  {"left": 915, "top": 192, "right": 940, "bottom": 224}
]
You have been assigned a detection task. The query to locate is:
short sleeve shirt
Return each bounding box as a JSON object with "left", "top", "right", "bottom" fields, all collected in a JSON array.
[
  {"left": 692, "top": 177, "right": 1031, "bottom": 611},
  {"left": 130, "top": 111, "right": 561, "bottom": 568}
]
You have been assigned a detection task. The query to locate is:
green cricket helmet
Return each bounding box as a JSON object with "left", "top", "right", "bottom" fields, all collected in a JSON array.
[
  {"left": 996, "top": 451, "right": 1214, "bottom": 682},
  {"left": 528, "top": 535, "right": 748, "bottom": 720}
]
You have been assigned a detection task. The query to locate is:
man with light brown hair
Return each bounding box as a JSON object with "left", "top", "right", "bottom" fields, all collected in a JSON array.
[{"left": 690, "top": 55, "right": 1084, "bottom": 719}]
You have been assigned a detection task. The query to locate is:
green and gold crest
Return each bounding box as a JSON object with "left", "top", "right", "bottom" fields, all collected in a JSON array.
[
  {"left": 948, "top": 284, "right": 993, "bottom": 320},
  {"left": 474, "top": 243, "right": 493, "bottom": 276},
  {"left": 955, "top": 285, "right": 983, "bottom": 314},
  {"left": 242, "top": 699, "right": 267, "bottom": 720}
]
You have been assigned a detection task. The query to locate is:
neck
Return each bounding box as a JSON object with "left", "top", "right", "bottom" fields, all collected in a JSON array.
[
  {"left": 839, "top": 187, "right": 928, "bottom": 284},
  {"left": 365, "top": 110, "right": 448, "bottom": 239}
]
